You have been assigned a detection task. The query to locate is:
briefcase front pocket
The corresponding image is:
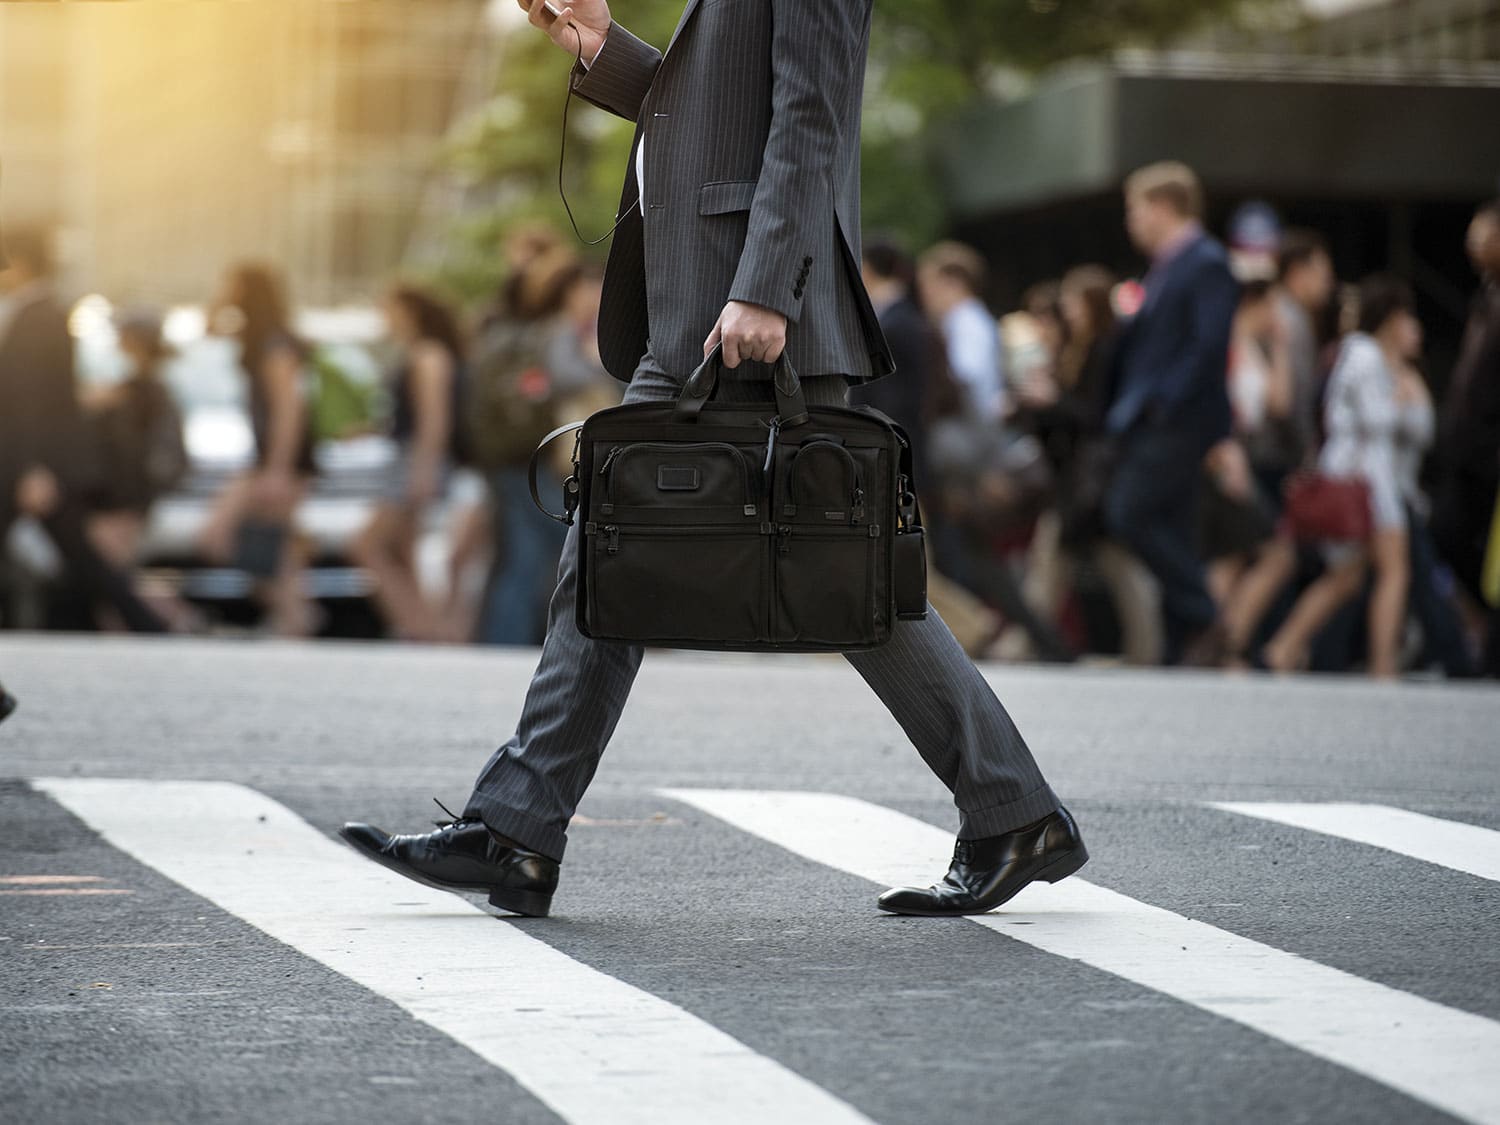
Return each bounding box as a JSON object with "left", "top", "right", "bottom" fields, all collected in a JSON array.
[
  {"left": 772, "top": 525, "right": 884, "bottom": 647},
  {"left": 598, "top": 441, "right": 760, "bottom": 520},
  {"left": 585, "top": 523, "right": 769, "bottom": 645},
  {"left": 776, "top": 437, "right": 868, "bottom": 524}
]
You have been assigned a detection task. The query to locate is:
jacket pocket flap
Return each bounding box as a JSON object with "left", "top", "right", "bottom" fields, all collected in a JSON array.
[{"left": 699, "top": 180, "right": 758, "bottom": 216}]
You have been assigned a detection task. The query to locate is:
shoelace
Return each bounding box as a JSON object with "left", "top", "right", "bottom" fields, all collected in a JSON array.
[
  {"left": 430, "top": 798, "right": 523, "bottom": 855},
  {"left": 431, "top": 797, "right": 471, "bottom": 829}
]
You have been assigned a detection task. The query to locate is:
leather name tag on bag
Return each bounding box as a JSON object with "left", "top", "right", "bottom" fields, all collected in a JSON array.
[{"left": 657, "top": 465, "right": 700, "bottom": 491}]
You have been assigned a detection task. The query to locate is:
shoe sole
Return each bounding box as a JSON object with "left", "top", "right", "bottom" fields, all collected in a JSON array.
[
  {"left": 336, "top": 827, "right": 553, "bottom": 918},
  {"left": 878, "top": 845, "right": 1090, "bottom": 917},
  {"left": 485, "top": 886, "right": 554, "bottom": 918},
  {"left": 0, "top": 694, "right": 16, "bottom": 726}
]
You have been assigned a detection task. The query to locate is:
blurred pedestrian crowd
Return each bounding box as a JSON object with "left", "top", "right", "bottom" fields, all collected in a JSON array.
[
  {"left": 855, "top": 163, "right": 1500, "bottom": 679},
  {"left": 2, "top": 164, "right": 1498, "bottom": 678},
  {"left": 0, "top": 222, "right": 618, "bottom": 647}
]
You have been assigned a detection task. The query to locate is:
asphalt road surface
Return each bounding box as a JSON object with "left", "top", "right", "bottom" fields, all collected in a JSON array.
[{"left": 2, "top": 634, "right": 1497, "bottom": 1125}]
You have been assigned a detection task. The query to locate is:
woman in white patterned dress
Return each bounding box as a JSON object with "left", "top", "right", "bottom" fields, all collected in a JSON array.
[{"left": 1261, "top": 275, "right": 1423, "bottom": 677}]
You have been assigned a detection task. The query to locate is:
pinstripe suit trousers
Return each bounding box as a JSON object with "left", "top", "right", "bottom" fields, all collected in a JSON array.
[{"left": 463, "top": 352, "right": 1061, "bottom": 861}]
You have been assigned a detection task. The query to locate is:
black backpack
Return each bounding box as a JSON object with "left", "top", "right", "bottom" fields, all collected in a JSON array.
[{"left": 464, "top": 319, "right": 561, "bottom": 471}]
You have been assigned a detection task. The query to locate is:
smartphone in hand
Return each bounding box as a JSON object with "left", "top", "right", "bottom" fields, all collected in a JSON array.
[{"left": 517, "top": 0, "right": 564, "bottom": 23}]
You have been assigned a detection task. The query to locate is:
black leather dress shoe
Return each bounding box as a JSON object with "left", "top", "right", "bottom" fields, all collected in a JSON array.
[
  {"left": 0, "top": 687, "right": 16, "bottom": 726},
  {"left": 877, "top": 807, "right": 1088, "bottom": 916},
  {"left": 339, "top": 816, "right": 559, "bottom": 917}
]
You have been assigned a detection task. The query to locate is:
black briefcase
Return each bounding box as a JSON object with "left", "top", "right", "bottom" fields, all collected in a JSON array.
[{"left": 529, "top": 349, "right": 926, "bottom": 652}]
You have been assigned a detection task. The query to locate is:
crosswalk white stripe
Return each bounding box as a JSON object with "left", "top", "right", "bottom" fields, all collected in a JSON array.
[
  {"left": 663, "top": 788, "right": 1500, "bottom": 1125},
  {"left": 1210, "top": 802, "right": 1500, "bottom": 883},
  {"left": 34, "top": 778, "right": 874, "bottom": 1125}
]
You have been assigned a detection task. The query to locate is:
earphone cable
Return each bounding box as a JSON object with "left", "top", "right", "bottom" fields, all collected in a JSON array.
[{"left": 558, "top": 23, "right": 639, "bottom": 247}]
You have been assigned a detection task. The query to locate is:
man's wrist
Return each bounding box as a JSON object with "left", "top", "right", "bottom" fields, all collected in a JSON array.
[
  {"left": 728, "top": 299, "right": 784, "bottom": 322},
  {"left": 727, "top": 285, "right": 797, "bottom": 325},
  {"left": 579, "top": 25, "right": 608, "bottom": 69}
]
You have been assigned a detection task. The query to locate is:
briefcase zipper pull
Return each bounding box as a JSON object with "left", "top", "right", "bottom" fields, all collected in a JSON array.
[
  {"left": 851, "top": 485, "right": 865, "bottom": 525},
  {"left": 776, "top": 524, "right": 792, "bottom": 556},
  {"left": 597, "top": 446, "right": 625, "bottom": 515},
  {"left": 604, "top": 524, "right": 620, "bottom": 554},
  {"left": 762, "top": 416, "right": 781, "bottom": 478}
]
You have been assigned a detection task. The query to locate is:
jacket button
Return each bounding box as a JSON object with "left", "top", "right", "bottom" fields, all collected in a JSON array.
[{"left": 803, "top": 256, "right": 813, "bottom": 265}]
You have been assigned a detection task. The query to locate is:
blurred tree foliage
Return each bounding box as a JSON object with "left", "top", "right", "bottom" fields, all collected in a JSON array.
[{"left": 437, "top": 0, "right": 1246, "bottom": 302}]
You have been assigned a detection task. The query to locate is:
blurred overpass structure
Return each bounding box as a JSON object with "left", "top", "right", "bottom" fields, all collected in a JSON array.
[{"left": 937, "top": 0, "right": 1500, "bottom": 377}]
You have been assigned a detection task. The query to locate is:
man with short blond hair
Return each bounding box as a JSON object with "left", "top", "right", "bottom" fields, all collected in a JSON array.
[
  {"left": 1104, "top": 161, "right": 1238, "bottom": 664},
  {"left": 1123, "top": 161, "right": 1204, "bottom": 223},
  {"left": 917, "top": 240, "right": 1007, "bottom": 424},
  {"left": 919, "top": 240, "right": 988, "bottom": 295}
]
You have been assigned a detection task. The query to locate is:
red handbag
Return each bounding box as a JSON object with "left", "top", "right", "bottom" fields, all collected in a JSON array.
[{"left": 1280, "top": 472, "right": 1373, "bottom": 543}]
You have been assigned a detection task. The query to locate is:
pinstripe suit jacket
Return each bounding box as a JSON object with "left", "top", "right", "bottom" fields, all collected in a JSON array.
[{"left": 571, "top": 0, "right": 895, "bottom": 386}]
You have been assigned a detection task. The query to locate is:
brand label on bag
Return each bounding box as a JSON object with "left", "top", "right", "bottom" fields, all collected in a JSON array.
[{"left": 657, "top": 466, "right": 701, "bottom": 491}]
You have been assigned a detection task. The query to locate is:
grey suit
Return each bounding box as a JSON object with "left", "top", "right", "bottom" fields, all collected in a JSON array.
[
  {"left": 463, "top": 1, "right": 1060, "bottom": 861},
  {"left": 573, "top": 1, "right": 894, "bottom": 386}
]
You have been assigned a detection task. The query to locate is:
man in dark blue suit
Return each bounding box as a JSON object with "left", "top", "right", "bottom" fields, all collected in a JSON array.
[{"left": 1103, "top": 162, "right": 1239, "bottom": 663}]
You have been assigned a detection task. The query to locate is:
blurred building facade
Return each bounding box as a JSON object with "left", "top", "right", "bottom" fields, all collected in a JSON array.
[
  {"left": 0, "top": 9, "right": 69, "bottom": 244},
  {"left": 0, "top": 0, "right": 491, "bottom": 305}
]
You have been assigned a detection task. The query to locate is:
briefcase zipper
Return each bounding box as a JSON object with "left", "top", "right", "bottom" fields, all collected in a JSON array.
[
  {"left": 776, "top": 524, "right": 881, "bottom": 546},
  {"left": 601, "top": 441, "right": 758, "bottom": 516},
  {"left": 595, "top": 522, "right": 767, "bottom": 555}
]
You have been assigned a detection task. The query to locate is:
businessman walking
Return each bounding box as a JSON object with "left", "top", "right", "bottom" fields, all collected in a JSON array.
[{"left": 341, "top": 0, "right": 1087, "bottom": 918}]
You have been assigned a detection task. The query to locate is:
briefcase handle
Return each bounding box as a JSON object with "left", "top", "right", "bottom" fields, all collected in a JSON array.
[{"left": 674, "top": 344, "right": 809, "bottom": 426}]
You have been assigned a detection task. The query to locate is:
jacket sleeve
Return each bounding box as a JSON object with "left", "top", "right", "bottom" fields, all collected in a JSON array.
[
  {"left": 1156, "top": 259, "right": 1240, "bottom": 413},
  {"left": 727, "top": 0, "right": 867, "bottom": 323},
  {"left": 568, "top": 22, "right": 662, "bottom": 123}
]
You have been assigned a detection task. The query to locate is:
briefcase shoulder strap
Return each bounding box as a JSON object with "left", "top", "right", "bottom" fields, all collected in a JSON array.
[{"left": 529, "top": 420, "right": 587, "bottom": 525}]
